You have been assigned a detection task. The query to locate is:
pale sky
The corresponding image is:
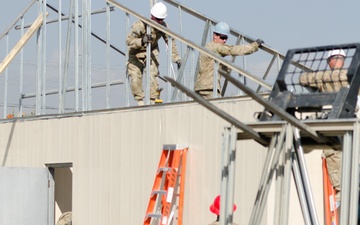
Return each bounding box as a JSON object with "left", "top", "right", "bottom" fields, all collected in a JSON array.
[
  {"left": 2, "top": 0, "right": 360, "bottom": 60},
  {"left": 127, "top": 0, "right": 360, "bottom": 53}
]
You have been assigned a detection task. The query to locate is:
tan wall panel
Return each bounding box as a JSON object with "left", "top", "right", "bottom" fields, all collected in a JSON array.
[{"left": 0, "top": 97, "right": 324, "bottom": 225}]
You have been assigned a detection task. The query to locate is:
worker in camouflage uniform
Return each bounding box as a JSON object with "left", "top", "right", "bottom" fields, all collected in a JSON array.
[
  {"left": 126, "top": 2, "right": 182, "bottom": 105},
  {"left": 194, "top": 22, "right": 264, "bottom": 99},
  {"left": 299, "top": 49, "right": 348, "bottom": 92},
  {"left": 299, "top": 49, "right": 349, "bottom": 209},
  {"left": 56, "top": 211, "right": 72, "bottom": 225},
  {"left": 209, "top": 195, "right": 238, "bottom": 225}
]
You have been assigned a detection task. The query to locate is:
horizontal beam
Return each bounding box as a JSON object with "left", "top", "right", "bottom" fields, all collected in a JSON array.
[
  {"left": 220, "top": 71, "right": 328, "bottom": 143},
  {"left": 22, "top": 80, "right": 124, "bottom": 99},
  {"left": 165, "top": 76, "right": 269, "bottom": 146}
]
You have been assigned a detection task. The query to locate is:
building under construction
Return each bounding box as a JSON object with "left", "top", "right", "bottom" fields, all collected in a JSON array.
[{"left": 0, "top": 1, "right": 359, "bottom": 225}]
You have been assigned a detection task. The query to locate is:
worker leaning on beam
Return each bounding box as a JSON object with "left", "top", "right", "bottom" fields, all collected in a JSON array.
[
  {"left": 194, "top": 22, "right": 264, "bottom": 99},
  {"left": 299, "top": 49, "right": 349, "bottom": 92},
  {"left": 299, "top": 49, "right": 360, "bottom": 213},
  {"left": 126, "top": 2, "right": 182, "bottom": 106}
]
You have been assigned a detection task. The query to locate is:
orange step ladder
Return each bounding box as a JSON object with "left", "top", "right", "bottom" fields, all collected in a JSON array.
[
  {"left": 322, "top": 157, "right": 338, "bottom": 225},
  {"left": 144, "top": 144, "right": 188, "bottom": 225}
]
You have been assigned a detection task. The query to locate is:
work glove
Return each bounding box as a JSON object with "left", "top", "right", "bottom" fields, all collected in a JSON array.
[
  {"left": 141, "top": 34, "right": 153, "bottom": 46},
  {"left": 176, "top": 59, "right": 182, "bottom": 69},
  {"left": 255, "top": 39, "right": 264, "bottom": 46}
]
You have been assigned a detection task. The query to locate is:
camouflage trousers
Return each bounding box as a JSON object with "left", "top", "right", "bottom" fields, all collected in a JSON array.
[
  {"left": 127, "top": 54, "right": 160, "bottom": 101},
  {"left": 324, "top": 149, "right": 342, "bottom": 202},
  {"left": 195, "top": 89, "right": 221, "bottom": 99},
  {"left": 305, "top": 112, "right": 342, "bottom": 202}
]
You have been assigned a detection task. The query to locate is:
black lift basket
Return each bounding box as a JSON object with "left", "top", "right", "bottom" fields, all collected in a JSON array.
[{"left": 260, "top": 43, "right": 360, "bottom": 121}]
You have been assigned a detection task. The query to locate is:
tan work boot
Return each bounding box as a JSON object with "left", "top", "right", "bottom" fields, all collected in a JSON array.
[{"left": 137, "top": 100, "right": 144, "bottom": 106}]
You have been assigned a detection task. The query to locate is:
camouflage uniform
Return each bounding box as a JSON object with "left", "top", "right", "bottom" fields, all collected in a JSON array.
[
  {"left": 56, "top": 212, "right": 72, "bottom": 225},
  {"left": 299, "top": 69, "right": 349, "bottom": 202},
  {"left": 126, "top": 20, "right": 181, "bottom": 101},
  {"left": 194, "top": 41, "right": 259, "bottom": 98}
]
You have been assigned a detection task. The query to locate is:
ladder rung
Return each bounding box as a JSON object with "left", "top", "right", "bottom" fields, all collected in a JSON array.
[
  {"left": 162, "top": 144, "right": 188, "bottom": 150},
  {"left": 145, "top": 213, "right": 162, "bottom": 219},
  {"left": 158, "top": 167, "right": 172, "bottom": 172},
  {"left": 152, "top": 190, "right": 167, "bottom": 195}
]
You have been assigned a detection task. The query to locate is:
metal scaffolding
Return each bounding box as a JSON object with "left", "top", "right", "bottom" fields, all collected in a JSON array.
[
  {"left": 1, "top": 1, "right": 360, "bottom": 224},
  {"left": 0, "top": 0, "right": 291, "bottom": 117},
  {"left": 167, "top": 43, "right": 360, "bottom": 225}
]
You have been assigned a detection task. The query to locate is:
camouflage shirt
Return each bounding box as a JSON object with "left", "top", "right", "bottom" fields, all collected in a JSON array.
[
  {"left": 299, "top": 69, "right": 349, "bottom": 92},
  {"left": 126, "top": 20, "right": 181, "bottom": 62},
  {"left": 194, "top": 41, "right": 259, "bottom": 92}
]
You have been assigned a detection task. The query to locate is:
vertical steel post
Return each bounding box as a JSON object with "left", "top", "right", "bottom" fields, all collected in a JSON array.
[
  {"left": 293, "top": 128, "right": 319, "bottom": 225},
  {"left": 167, "top": 57, "right": 173, "bottom": 102},
  {"left": 339, "top": 131, "right": 352, "bottom": 225},
  {"left": 220, "top": 125, "right": 237, "bottom": 225},
  {"left": 125, "top": 13, "right": 130, "bottom": 107},
  {"left": 74, "top": 0, "right": 79, "bottom": 111},
  {"left": 171, "top": 46, "right": 189, "bottom": 102},
  {"left": 273, "top": 137, "right": 284, "bottom": 225},
  {"left": 105, "top": 2, "right": 111, "bottom": 109},
  {"left": 178, "top": 5, "right": 183, "bottom": 58},
  {"left": 58, "top": 0, "right": 62, "bottom": 113},
  {"left": 62, "top": 0, "right": 74, "bottom": 112},
  {"left": 41, "top": 0, "right": 47, "bottom": 114},
  {"left": 279, "top": 125, "right": 293, "bottom": 225},
  {"left": 227, "top": 125, "right": 237, "bottom": 225},
  {"left": 220, "top": 126, "right": 230, "bottom": 225},
  {"left": 87, "top": 0, "right": 92, "bottom": 110},
  {"left": 81, "top": 0, "right": 88, "bottom": 111},
  {"left": 19, "top": 17, "right": 25, "bottom": 116},
  {"left": 188, "top": 48, "right": 195, "bottom": 101},
  {"left": 36, "top": 2, "right": 42, "bottom": 115},
  {"left": 166, "top": 37, "right": 172, "bottom": 102},
  {"left": 291, "top": 148, "right": 312, "bottom": 225},
  {"left": 4, "top": 34, "right": 9, "bottom": 118},
  {"left": 349, "top": 122, "right": 360, "bottom": 225},
  {"left": 145, "top": 25, "right": 151, "bottom": 105}
]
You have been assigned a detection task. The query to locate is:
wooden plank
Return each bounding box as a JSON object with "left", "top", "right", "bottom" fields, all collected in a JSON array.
[{"left": 0, "top": 12, "right": 48, "bottom": 75}]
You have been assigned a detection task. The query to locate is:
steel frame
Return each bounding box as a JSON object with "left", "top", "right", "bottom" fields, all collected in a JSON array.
[{"left": 0, "top": 0, "right": 307, "bottom": 116}]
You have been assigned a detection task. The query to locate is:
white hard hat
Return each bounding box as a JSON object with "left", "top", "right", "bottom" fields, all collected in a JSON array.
[
  {"left": 327, "top": 49, "right": 346, "bottom": 59},
  {"left": 214, "top": 22, "right": 230, "bottom": 36},
  {"left": 151, "top": 2, "right": 167, "bottom": 19}
]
